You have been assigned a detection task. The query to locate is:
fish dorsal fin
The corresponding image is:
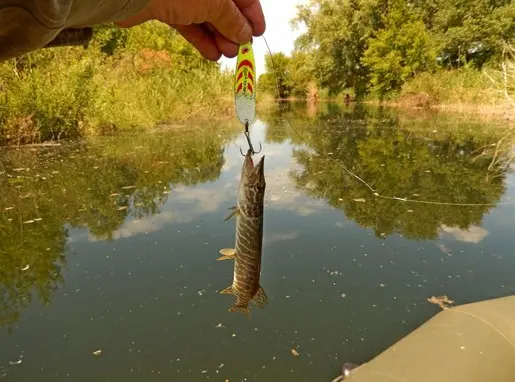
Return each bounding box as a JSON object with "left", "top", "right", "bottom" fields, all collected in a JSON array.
[
  {"left": 229, "top": 304, "right": 251, "bottom": 317},
  {"left": 219, "top": 286, "right": 235, "bottom": 295},
  {"left": 217, "top": 248, "right": 237, "bottom": 261},
  {"left": 253, "top": 285, "right": 268, "bottom": 308}
]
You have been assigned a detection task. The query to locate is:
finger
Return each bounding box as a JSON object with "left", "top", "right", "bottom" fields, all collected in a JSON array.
[
  {"left": 173, "top": 24, "right": 222, "bottom": 61},
  {"left": 233, "top": 0, "right": 266, "bottom": 36},
  {"left": 205, "top": 23, "right": 239, "bottom": 58},
  {"left": 206, "top": 0, "right": 253, "bottom": 45},
  {"left": 214, "top": 33, "right": 239, "bottom": 58}
]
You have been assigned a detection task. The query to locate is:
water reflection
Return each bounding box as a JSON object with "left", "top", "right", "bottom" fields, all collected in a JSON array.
[
  {"left": 262, "top": 106, "right": 509, "bottom": 240},
  {"left": 0, "top": 124, "right": 239, "bottom": 328},
  {"left": 0, "top": 105, "right": 514, "bottom": 382}
]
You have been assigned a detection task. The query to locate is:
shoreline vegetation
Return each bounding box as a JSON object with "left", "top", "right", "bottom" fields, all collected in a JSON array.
[
  {"left": 258, "top": 50, "right": 515, "bottom": 120},
  {"left": 1, "top": 0, "right": 515, "bottom": 146},
  {"left": 0, "top": 22, "right": 235, "bottom": 146},
  {"left": 258, "top": 0, "right": 515, "bottom": 123}
]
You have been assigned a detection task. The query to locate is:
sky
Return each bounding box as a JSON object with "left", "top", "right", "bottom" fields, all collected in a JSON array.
[{"left": 218, "top": 0, "right": 307, "bottom": 77}]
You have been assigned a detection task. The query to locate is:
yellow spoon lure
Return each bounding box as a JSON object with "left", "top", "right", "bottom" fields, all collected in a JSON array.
[{"left": 234, "top": 42, "right": 260, "bottom": 154}]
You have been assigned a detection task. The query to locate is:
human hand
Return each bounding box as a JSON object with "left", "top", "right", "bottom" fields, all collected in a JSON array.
[{"left": 115, "top": 0, "right": 266, "bottom": 61}]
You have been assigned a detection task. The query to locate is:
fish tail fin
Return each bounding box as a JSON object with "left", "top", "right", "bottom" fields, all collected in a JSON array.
[
  {"left": 253, "top": 285, "right": 268, "bottom": 309},
  {"left": 229, "top": 304, "right": 251, "bottom": 317},
  {"left": 217, "top": 248, "right": 237, "bottom": 261}
]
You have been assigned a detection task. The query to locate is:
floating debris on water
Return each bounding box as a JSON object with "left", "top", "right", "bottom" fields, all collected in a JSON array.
[
  {"left": 23, "top": 220, "right": 34, "bottom": 224},
  {"left": 121, "top": 185, "right": 137, "bottom": 190},
  {"left": 21, "top": 264, "right": 30, "bottom": 271},
  {"left": 353, "top": 198, "right": 366, "bottom": 202},
  {"left": 92, "top": 349, "right": 102, "bottom": 356},
  {"left": 427, "top": 295, "right": 455, "bottom": 310},
  {"left": 291, "top": 349, "right": 299, "bottom": 357}
]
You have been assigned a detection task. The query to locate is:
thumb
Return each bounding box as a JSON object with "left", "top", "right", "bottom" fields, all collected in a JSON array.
[{"left": 206, "top": 0, "right": 253, "bottom": 44}]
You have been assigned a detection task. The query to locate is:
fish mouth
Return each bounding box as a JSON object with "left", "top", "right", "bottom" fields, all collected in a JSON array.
[{"left": 243, "top": 151, "right": 265, "bottom": 181}]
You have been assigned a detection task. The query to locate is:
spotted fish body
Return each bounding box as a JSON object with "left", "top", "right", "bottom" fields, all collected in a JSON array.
[{"left": 218, "top": 149, "right": 267, "bottom": 316}]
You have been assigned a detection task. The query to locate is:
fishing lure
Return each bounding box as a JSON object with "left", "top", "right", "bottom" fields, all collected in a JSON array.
[{"left": 234, "top": 42, "right": 260, "bottom": 155}]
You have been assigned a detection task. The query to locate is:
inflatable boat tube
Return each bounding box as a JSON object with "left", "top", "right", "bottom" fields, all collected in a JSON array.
[{"left": 347, "top": 295, "right": 515, "bottom": 382}]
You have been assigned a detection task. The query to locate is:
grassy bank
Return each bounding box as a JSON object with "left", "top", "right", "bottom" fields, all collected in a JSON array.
[
  {"left": 0, "top": 22, "right": 234, "bottom": 146},
  {"left": 260, "top": 63, "right": 515, "bottom": 122},
  {"left": 391, "top": 65, "right": 513, "bottom": 118},
  {"left": 373, "top": 47, "right": 515, "bottom": 121}
]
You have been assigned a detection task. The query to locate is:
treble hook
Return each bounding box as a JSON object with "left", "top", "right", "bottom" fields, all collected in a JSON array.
[{"left": 239, "top": 120, "right": 262, "bottom": 156}]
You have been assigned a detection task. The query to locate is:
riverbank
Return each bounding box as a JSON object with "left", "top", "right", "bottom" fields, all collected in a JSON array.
[
  {"left": 0, "top": 23, "right": 234, "bottom": 146},
  {"left": 259, "top": 57, "right": 515, "bottom": 123},
  {"left": 362, "top": 99, "right": 515, "bottom": 122},
  {"left": 388, "top": 66, "right": 515, "bottom": 121}
]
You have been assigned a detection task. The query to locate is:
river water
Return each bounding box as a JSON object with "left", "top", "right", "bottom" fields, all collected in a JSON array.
[{"left": 1, "top": 104, "right": 514, "bottom": 381}]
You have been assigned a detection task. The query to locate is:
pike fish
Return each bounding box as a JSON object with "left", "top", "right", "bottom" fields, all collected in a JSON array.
[{"left": 218, "top": 149, "right": 267, "bottom": 316}]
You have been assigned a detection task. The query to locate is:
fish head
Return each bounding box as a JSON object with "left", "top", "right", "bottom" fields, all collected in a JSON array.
[{"left": 240, "top": 149, "right": 266, "bottom": 200}]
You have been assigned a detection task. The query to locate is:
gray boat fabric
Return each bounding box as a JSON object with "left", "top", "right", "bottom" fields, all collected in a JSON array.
[{"left": 347, "top": 295, "right": 515, "bottom": 382}]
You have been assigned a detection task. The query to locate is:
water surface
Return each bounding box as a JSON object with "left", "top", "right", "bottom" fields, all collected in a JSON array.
[{"left": 1, "top": 104, "right": 514, "bottom": 381}]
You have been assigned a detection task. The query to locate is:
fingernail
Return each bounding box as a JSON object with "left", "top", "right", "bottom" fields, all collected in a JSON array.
[{"left": 239, "top": 21, "right": 252, "bottom": 43}]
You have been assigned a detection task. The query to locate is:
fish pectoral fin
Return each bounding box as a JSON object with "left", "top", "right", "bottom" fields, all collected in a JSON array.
[
  {"left": 219, "top": 286, "right": 235, "bottom": 295},
  {"left": 253, "top": 285, "right": 268, "bottom": 309},
  {"left": 224, "top": 206, "right": 239, "bottom": 222},
  {"left": 217, "top": 248, "right": 237, "bottom": 261},
  {"left": 229, "top": 304, "right": 251, "bottom": 317}
]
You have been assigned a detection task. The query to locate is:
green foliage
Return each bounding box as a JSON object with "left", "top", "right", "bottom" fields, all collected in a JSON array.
[
  {"left": 258, "top": 51, "right": 317, "bottom": 98},
  {"left": 292, "top": 0, "right": 515, "bottom": 100},
  {"left": 400, "top": 67, "right": 504, "bottom": 105},
  {"left": 362, "top": 0, "right": 437, "bottom": 97},
  {"left": 288, "top": 51, "right": 316, "bottom": 97},
  {"left": 0, "top": 22, "right": 232, "bottom": 145},
  {"left": 293, "top": 0, "right": 388, "bottom": 98},
  {"left": 258, "top": 52, "right": 293, "bottom": 98},
  {"left": 413, "top": 0, "right": 515, "bottom": 68},
  {"left": 0, "top": 123, "right": 239, "bottom": 328}
]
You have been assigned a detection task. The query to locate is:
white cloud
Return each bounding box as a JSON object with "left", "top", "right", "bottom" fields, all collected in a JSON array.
[
  {"left": 89, "top": 185, "right": 238, "bottom": 241},
  {"left": 440, "top": 225, "right": 489, "bottom": 244},
  {"left": 264, "top": 230, "right": 300, "bottom": 246}
]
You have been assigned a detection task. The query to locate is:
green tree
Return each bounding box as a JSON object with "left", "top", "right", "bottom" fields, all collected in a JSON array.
[
  {"left": 288, "top": 51, "right": 316, "bottom": 97},
  {"left": 292, "top": 0, "right": 515, "bottom": 99},
  {"left": 258, "top": 52, "right": 293, "bottom": 98},
  {"left": 411, "top": 0, "right": 515, "bottom": 68},
  {"left": 362, "top": 0, "right": 437, "bottom": 97},
  {"left": 293, "top": 0, "right": 388, "bottom": 99}
]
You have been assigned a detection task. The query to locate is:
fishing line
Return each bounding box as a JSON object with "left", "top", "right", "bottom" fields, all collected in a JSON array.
[{"left": 259, "top": 35, "right": 515, "bottom": 207}]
